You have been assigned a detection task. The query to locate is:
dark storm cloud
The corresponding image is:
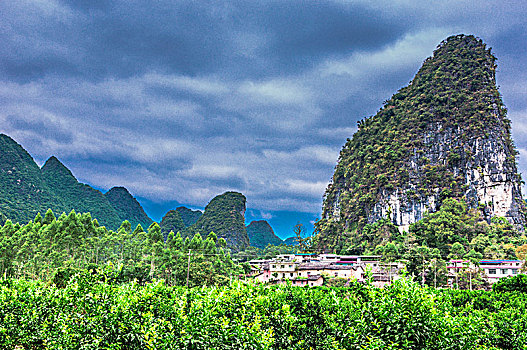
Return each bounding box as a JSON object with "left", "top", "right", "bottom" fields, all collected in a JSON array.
[
  {"left": 1, "top": 0, "right": 527, "bottom": 236},
  {"left": 0, "top": 0, "right": 409, "bottom": 83}
]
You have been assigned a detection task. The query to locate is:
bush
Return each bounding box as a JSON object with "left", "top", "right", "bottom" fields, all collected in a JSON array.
[
  {"left": 492, "top": 274, "right": 527, "bottom": 293},
  {"left": 1, "top": 277, "right": 527, "bottom": 349}
]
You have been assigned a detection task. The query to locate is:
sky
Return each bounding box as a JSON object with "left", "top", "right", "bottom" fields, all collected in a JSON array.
[{"left": 1, "top": 1, "right": 526, "bottom": 239}]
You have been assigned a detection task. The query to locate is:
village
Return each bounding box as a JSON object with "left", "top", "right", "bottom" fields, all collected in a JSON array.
[{"left": 249, "top": 253, "right": 524, "bottom": 289}]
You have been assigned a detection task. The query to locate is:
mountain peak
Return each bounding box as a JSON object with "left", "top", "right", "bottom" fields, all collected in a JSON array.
[
  {"left": 316, "top": 34, "right": 525, "bottom": 251},
  {"left": 175, "top": 206, "right": 202, "bottom": 227},
  {"left": 106, "top": 186, "right": 131, "bottom": 195},
  {"left": 42, "top": 156, "right": 76, "bottom": 180},
  {"left": 190, "top": 191, "right": 248, "bottom": 250},
  {"left": 105, "top": 186, "right": 153, "bottom": 229},
  {"left": 247, "top": 220, "right": 283, "bottom": 249}
]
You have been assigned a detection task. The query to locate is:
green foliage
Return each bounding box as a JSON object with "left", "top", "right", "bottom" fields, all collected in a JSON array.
[
  {"left": 247, "top": 220, "right": 283, "bottom": 249},
  {"left": 492, "top": 274, "right": 527, "bottom": 293},
  {"left": 159, "top": 209, "right": 185, "bottom": 240},
  {"left": 1, "top": 277, "right": 527, "bottom": 349},
  {"left": 0, "top": 211, "right": 242, "bottom": 287},
  {"left": 409, "top": 198, "right": 522, "bottom": 260},
  {"left": 186, "top": 192, "right": 249, "bottom": 251},
  {"left": 342, "top": 218, "right": 402, "bottom": 254}
]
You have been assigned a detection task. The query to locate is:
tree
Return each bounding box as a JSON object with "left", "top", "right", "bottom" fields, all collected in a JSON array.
[
  {"left": 493, "top": 274, "right": 527, "bottom": 293},
  {"left": 293, "top": 222, "right": 312, "bottom": 252},
  {"left": 405, "top": 245, "right": 432, "bottom": 285},
  {"left": 410, "top": 199, "right": 477, "bottom": 256},
  {"left": 449, "top": 242, "right": 466, "bottom": 260},
  {"left": 43, "top": 209, "right": 55, "bottom": 225},
  {"left": 428, "top": 248, "right": 447, "bottom": 288},
  {"left": 382, "top": 242, "right": 399, "bottom": 283}
]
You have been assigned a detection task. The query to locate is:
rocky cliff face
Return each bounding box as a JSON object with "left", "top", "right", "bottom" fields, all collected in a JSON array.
[
  {"left": 317, "top": 35, "right": 525, "bottom": 248},
  {"left": 368, "top": 121, "right": 524, "bottom": 231}
]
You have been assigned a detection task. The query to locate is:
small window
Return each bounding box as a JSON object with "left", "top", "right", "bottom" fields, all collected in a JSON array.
[
  {"left": 501, "top": 269, "right": 508, "bottom": 274},
  {"left": 512, "top": 269, "right": 519, "bottom": 275},
  {"left": 489, "top": 269, "right": 496, "bottom": 275},
  {"left": 272, "top": 265, "right": 276, "bottom": 268},
  {"left": 290, "top": 273, "right": 293, "bottom": 277},
  {"left": 289, "top": 265, "right": 292, "bottom": 268},
  {"left": 280, "top": 265, "right": 284, "bottom": 269}
]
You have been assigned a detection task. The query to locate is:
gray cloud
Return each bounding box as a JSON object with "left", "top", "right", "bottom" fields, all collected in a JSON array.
[{"left": 1, "top": 0, "right": 527, "bottom": 236}]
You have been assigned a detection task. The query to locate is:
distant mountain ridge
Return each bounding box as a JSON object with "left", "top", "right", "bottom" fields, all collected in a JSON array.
[
  {"left": 0, "top": 133, "right": 152, "bottom": 229},
  {"left": 246, "top": 220, "right": 283, "bottom": 248}
]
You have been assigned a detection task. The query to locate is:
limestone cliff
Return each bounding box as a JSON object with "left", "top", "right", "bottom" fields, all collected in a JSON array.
[{"left": 316, "top": 35, "right": 526, "bottom": 250}]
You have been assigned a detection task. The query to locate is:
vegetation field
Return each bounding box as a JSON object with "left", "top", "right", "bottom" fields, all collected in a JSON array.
[{"left": 1, "top": 276, "right": 526, "bottom": 350}]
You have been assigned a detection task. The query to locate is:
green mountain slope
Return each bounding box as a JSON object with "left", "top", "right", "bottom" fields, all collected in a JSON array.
[
  {"left": 0, "top": 134, "right": 59, "bottom": 223},
  {"left": 187, "top": 192, "right": 249, "bottom": 250},
  {"left": 41, "top": 156, "right": 123, "bottom": 229},
  {"left": 0, "top": 133, "right": 151, "bottom": 230},
  {"left": 105, "top": 187, "right": 153, "bottom": 230},
  {"left": 159, "top": 210, "right": 185, "bottom": 240},
  {"left": 104, "top": 187, "right": 153, "bottom": 228},
  {"left": 316, "top": 34, "right": 526, "bottom": 251},
  {"left": 176, "top": 206, "right": 202, "bottom": 227},
  {"left": 247, "top": 220, "right": 283, "bottom": 248}
]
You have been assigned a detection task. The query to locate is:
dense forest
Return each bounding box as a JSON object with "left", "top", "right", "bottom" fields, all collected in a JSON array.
[
  {"left": 0, "top": 210, "right": 243, "bottom": 287},
  {"left": 0, "top": 134, "right": 153, "bottom": 230}
]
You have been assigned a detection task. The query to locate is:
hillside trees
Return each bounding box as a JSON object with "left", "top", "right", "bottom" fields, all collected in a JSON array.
[{"left": 0, "top": 210, "right": 242, "bottom": 286}]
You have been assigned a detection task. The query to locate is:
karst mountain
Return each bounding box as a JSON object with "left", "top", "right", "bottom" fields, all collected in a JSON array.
[{"left": 316, "top": 34, "right": 526, "bottom": 250}]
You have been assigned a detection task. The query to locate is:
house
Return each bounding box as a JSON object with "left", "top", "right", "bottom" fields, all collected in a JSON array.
[
  {"left": 446, "top": 259, "right": 524, "bottom": 286},
  {"left": 253, "top": 253, "right": 374, "bottom": 286},
  {"left": 479, "top": 260, "right": 523, "bottom": 283}
]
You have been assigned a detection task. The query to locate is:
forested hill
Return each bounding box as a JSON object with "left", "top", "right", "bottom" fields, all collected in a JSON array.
[
  {"left": 105, "top": 187, "right": 153, "bottom": 230},
  {"left": 247, "top": 220, "right": 283, "bottom": 248},
  {"left": 41, "top": 156, "right": 123, "bottom": 229},
  {"left": 0, "top": 133, "right": 152, "bottom": 230},
  {"left": 0, "top": 134, "right": 60, "bottom": 224},
  {"left": 175, "top": 206, "right": 202, "bottom": 227},
  {"left": 316, "top": 34, "right": 526, "bottom": 252},
  {"left": 160, "top": 210, "right": 185, "bottom": 240},
  {"left": 186, "top": 192, "right": 249, "bottom": 251}
]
